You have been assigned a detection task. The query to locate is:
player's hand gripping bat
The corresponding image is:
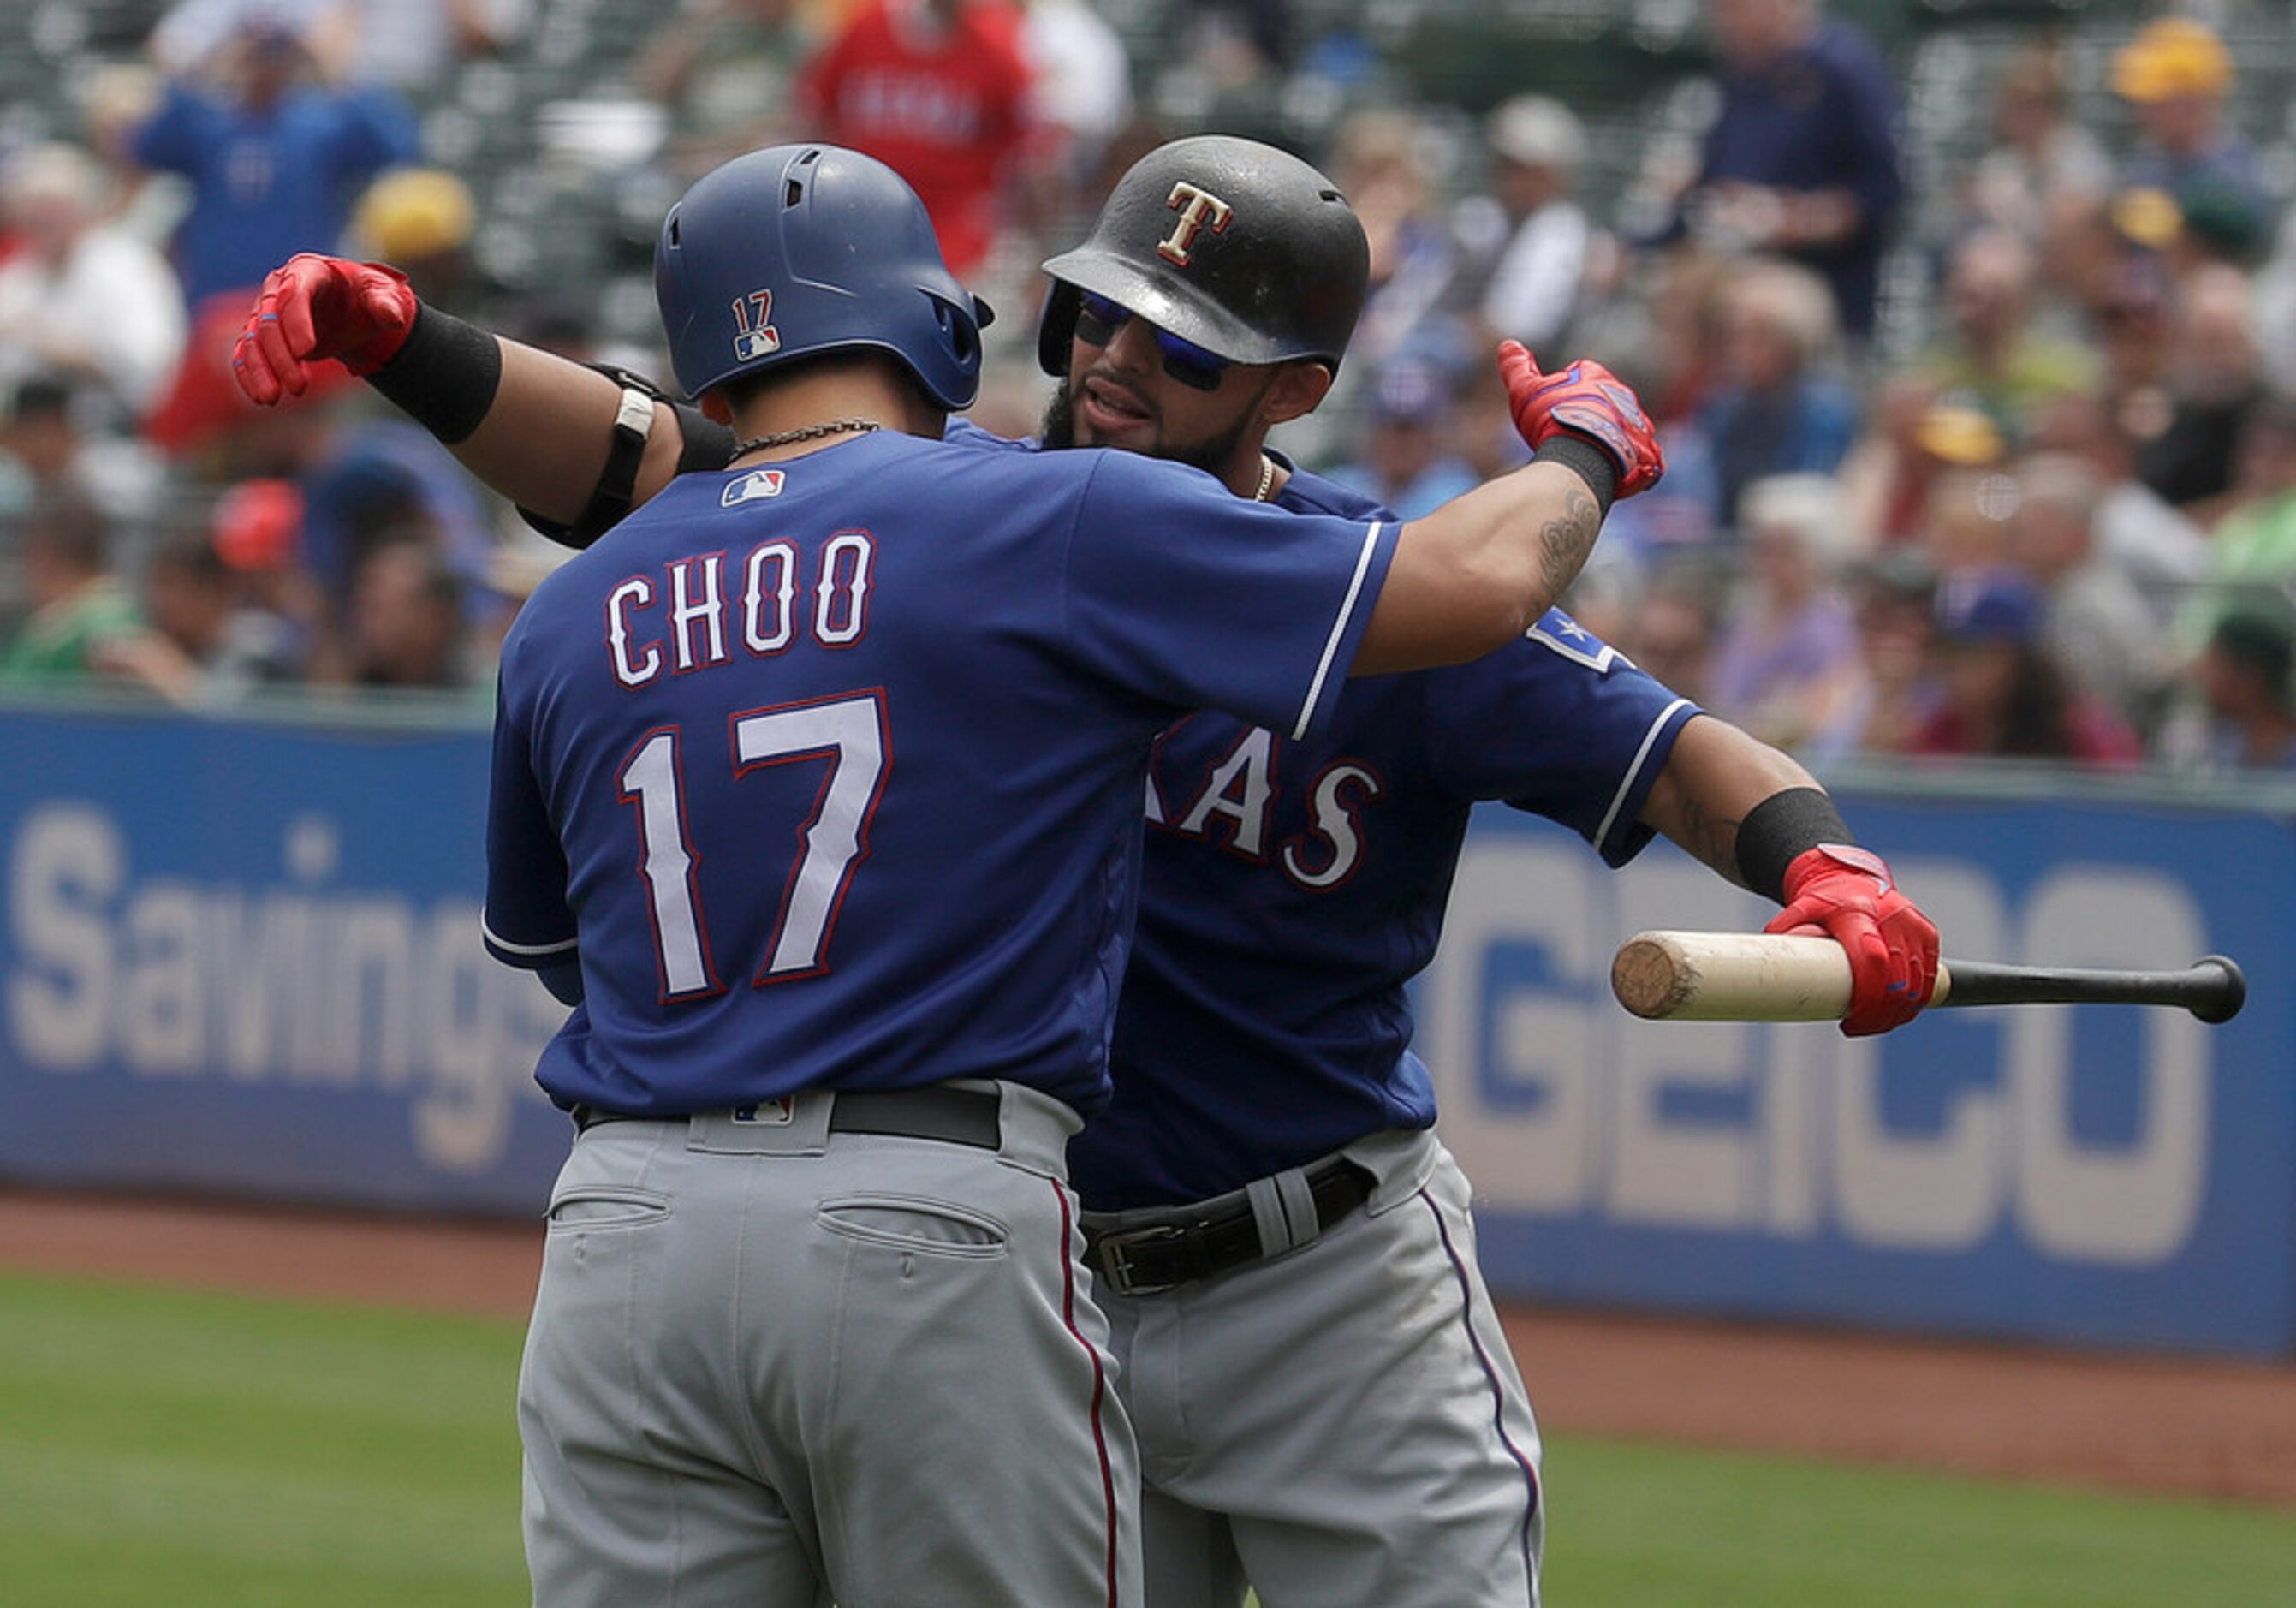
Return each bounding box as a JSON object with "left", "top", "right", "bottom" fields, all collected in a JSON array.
[{"left": 1612, "top": 931, "right": 2247, "bottom": 1025}]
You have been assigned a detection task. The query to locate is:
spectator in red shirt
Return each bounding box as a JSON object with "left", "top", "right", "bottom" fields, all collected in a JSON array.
[{"left": 798, "top": 0, "right": 1034, "bottom": 276}]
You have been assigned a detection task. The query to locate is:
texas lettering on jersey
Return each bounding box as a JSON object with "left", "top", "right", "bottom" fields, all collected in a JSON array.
[{"left": 1146, "top": 718, "right": 1382, "bottom": 892}]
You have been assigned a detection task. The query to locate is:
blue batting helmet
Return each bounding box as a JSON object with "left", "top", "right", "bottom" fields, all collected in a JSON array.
[{"left": 655, "top": 144, "right": 992, "bottom": 409}]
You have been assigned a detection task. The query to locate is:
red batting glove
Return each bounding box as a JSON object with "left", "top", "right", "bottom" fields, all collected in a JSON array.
[
  {"left": 232, "top": 254, "right": 418, "bottom": 406},
  {"left": 1765, "top": 844, "right": 1939, "bottom": 1037},
  {"left": 1496, "top": 340, "right": 1664, "bottom": 497}
]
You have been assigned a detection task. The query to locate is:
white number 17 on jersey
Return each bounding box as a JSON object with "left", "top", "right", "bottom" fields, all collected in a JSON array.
[{"left": 618, "top": 690, "right": 889, "bottom": 999}]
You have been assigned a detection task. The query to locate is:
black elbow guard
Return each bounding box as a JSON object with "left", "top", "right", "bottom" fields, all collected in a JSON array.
[{"left": 516, "top": 366, "right": 735, "bottom": 551}]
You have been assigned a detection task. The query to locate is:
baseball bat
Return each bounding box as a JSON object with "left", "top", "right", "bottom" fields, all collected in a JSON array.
[{"left": 1610, "top": 931, "right": 2247, "bottom": 1025}]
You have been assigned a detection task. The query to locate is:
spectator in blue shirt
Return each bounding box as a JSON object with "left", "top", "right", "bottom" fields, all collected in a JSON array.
[
  {"left": 1693, "top": 255, "right": 1861, "bottom": 531},
  {"left": 130, "top": 9, "right": 417, "bottom": 314},
  {"left": 1675, "top": 0, "right": 1903, "bottom": 342},
  {"left": 1331, "top": 354, "right": 1480, "bottom": 521}
]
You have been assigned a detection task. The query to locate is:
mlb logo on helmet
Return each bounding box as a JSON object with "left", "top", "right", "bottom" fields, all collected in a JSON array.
[
  {"left": 722, "top": 468, "right": 787, "bottom": 507},
  {"left": 731, "top": 288, "right": 781, "bottom": 360}
]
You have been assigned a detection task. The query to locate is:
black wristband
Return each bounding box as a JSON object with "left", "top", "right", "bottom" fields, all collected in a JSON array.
[
  {"left": 1532, "top": 434, "right": 1618, "bottom": 520},
  {"left": 365, "top": 303, "right": 501, "bottom": 445},
  {"left": 1735, "top": 787, "right": 1853, "bottom": 904}
]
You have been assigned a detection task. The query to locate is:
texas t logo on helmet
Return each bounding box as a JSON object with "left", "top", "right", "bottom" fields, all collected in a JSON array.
[{"left": 1157, "top": 182, "right": 1234, "bottom": 266}]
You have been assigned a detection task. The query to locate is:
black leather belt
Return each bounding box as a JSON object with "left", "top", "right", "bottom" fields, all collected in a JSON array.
[
  {"left": 1084, "top": 1158, "right": 1375, "bottom": 1296},
  {"left": 570, "top": 1086, "right": 1002, "bottom": 1149}
]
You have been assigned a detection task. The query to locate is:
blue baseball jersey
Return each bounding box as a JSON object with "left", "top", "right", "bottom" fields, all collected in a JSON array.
[
  {"left": 484, "top": 430, "right": 1396, "bottom": 1119},
  {"left": 1070, "top": 462, "right": 1700, "bottom": 1208}
]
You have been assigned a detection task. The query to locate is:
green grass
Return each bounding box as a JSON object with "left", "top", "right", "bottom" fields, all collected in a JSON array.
[
  {"left": 0, "top": 1273, "right": 528, "bottom": 1607},
  {"left": 1544, "top": 1436, "right": 2296, "bottom": 1607},
  {"left": 2, "top": 1270, "right": 2291, "bottom": 1606}
]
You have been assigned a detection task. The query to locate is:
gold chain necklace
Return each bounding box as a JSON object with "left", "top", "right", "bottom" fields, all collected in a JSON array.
[{"left": 1252, "top": 454, "right": 1276, "bottom": 502}]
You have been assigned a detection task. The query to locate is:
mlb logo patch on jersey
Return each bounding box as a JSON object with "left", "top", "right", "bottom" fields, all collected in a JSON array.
[
  {"left": 723, "top": 469, "right": 787, "bottom": 507},
  {"left": 732, "top": 1098, "right": 796, "bottom": 1126}
]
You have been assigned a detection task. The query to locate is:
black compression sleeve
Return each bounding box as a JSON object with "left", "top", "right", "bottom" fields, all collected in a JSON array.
[
  {"left": 364, "top": 303, "right": 502, "bottom": 445},
  {"left": 1532, "top": 434, "right": 1618, "bottom": 519},
  {"left": 1734, "top": 787, "right": 1853, "bottom": 903}
]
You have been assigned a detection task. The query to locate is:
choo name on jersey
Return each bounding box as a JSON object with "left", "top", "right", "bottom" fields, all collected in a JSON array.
[{"left": 604, "top": 533, "right": 876, "bottom": 688}]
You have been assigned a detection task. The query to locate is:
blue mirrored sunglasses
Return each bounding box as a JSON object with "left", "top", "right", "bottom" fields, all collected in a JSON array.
[{"left": 1073, "top": 290, "right": 1232, "bottom": 391}]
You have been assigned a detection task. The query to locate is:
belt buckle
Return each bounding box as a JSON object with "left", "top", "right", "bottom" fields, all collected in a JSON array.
[{"left": 1094, "top": 1224, "right": 1189, "bottom": 1296}]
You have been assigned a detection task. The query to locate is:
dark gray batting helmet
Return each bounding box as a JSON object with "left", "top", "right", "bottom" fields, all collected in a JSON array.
[{"left": 1037, "top": 135, "right": 1371, "bottom": 378}]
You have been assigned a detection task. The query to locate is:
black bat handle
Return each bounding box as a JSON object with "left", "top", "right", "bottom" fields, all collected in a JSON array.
[{"left": 1939, "top": 955, "right": 2247, "bottom": 1023}]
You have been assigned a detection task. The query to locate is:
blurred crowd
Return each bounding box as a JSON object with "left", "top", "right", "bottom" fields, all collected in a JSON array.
[{"left": 4, "top": 0, "right": 2296, "bottom": 777}]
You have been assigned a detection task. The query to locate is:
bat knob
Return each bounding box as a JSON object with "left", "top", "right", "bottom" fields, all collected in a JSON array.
[{"left": 2193, "top": 956, "right": 2246, "bottom": 1024}]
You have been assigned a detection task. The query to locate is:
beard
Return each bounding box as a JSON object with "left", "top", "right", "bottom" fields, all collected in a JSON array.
[
  {"left": 1039, "top": 378, "right": 1078, "bottom": 450},
  {"left": 1038, "top": 377, "right": 1264, "bottom": 480}
]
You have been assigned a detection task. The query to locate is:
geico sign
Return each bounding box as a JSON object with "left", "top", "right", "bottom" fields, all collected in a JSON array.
[{"left": 1420, "top": 840, "right": 2210, "bottom": 1269}]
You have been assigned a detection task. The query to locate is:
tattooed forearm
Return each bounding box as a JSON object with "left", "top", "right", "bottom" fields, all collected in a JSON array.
[
  {"left": 1645, "top": 776, "right": 1750, "bottom": 887},
  {"left": 1675, "top": 794, "right": 1748, "bottom": 887},
  {"left": 1535, "top": 484, "right": 1601, "bottom": 602}
]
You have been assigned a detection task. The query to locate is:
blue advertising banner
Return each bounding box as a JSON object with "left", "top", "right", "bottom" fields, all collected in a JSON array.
[
  {"left": 1417, "top": 795, "right": 2296, "bottom": 1358},
  {"left": 3, "top": 700, "right": 2291, "bottom": 1354},
  {"left": 0, "top": 701, "right": 570, "bottom": 1214}
]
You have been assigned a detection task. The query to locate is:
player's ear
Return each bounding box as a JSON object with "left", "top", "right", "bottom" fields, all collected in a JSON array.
[
  {"left": 698, "top": 390, "right": 733, "bottom": 426},
  {"left": 1259, "top": 360, "right": 1334, "bottom": 430}
]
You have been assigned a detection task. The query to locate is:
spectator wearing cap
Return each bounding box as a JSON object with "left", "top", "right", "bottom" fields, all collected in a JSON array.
[
  {"left": 0, "top": 144, "right": 187, "bottom": 424},
  {"left": 207, "top": 475, "right": 313, "bottom": 675},
  {"left": 1332, "top": 356, "right": 1479, "bottom": 522},
  {"left": 1835, "top": 377, "right": 2001, "bottom": 549},
  {"left": 1908, "top": 567, "right": 2142, "bottom": 765},
  {"left": 1913, "top": 229, "right": 2100, "bottom": 454},
  {"left": 2189, "top": 597, "right": 2296, "bottom": 770},
  {"left": 1707, "top": 473, "right": 1866, "bottom": 753},
  {"left": 349, "top": 167, "right": 479, "bottom": 307},
  {"left": 1667, "top": 0, "right": 1903, "bottom": 342},
  {"left": 1692, "top": 256, "right": 1859, "bottom": 531},
  {"left": 1457, "top": 95, "right": 1591, "bottom": 359},
  {"left": 2111, "top": 17, "right": 2271, "bottom": 263}
]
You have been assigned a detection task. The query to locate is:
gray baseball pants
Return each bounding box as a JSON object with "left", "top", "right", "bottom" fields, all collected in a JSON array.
[
  {"left": 1090, "top": 1129, "right": 1543, "bottom": 1608},
  {"left": 519, "top": 1081, "right": 1139, "bottom": 1606}
]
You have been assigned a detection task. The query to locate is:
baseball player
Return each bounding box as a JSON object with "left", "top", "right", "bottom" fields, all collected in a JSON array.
[
  {"left": 236, "top": 142, "right": 1924, "bottom": 1608},
  {"left": 240, "top": 144, "right": 1662, "bottom": 1605}
]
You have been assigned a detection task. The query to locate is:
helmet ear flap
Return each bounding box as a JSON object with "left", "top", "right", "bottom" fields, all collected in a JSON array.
[{"left": 1037, "top": 281, "right": 1083, "bottom": 378}]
